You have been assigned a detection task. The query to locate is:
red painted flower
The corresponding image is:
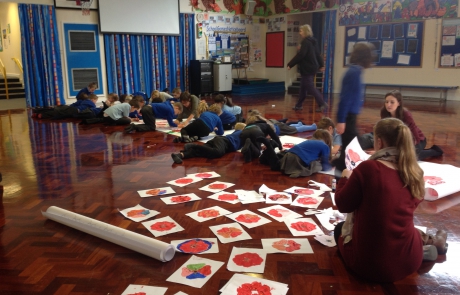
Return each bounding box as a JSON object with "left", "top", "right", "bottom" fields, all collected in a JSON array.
[
  {"left": 208, "top": 183, "right": 227, "bottom": 190},
  {"left": 297, "top": 197, "right": 318, "bottom": 205},
  {"left": 237, "top": 281, "right": 272, "bottom": 295},
  {"left": 175, "top": 178, "right": 194, "bottom": 184},
  {"left": 272, "top": 239, "right": 301, "bottom": 252},
  {"left": 150, "top": 221, "right": 176, "bottom": 232},
  {"left": 267, "top": 209, "right": 282, "bottom": 217},
  {"left": 294, "top": 188, "right": 314, "bottom": 195},
  {"left": 233, "top": 252, "right": 264, "bottom": 267},
  {"left": 236, "top": 214, "right": 261, "bottom": 223},
  {"left": 268, "top": 194, "right": 289, "bottom": 201},
  {"left": 217, "top": 227, "right": 242, "bottom": 238},
  {"left": 218, "top": 193, "right": 238, "bottom": 201},
  {"left": 283, "top": 143, "right": 295, "bottom": 149},
  {"left": 171, "top": 195, "right": 192, "bottom": 203},
  {"left": 181, "top": 263, "right": 212, "bottom": 279},
  {"left": 196, "top": 173, "right": 213, "bottom": 178},
  {"left": 198, "top": 209, "right": 220, "bottom": 218},
  {"left": 424, "top": 176, "right": 445, "bottom": 185},
  {"left": 127, "top": 292, "right": 146, "bottom": 295},
  {"left": 177, "top": 239, "right": 212, "bottom": 254},
  {"left": 291, "top": 221, "right": 316, "bottom": 232}
]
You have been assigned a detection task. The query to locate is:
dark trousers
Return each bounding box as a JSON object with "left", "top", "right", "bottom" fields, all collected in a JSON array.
[
  {"left": 335, "top": 113, "right": 358, "bottom": 171},
  {"left": 41, "top": 105, "right": 78, "bottom": 119},
  {"left": 133, "top": 105, "right": 156, "bottom": 132},
  {"left": 334, "top": 221, "right": 345, "bottom": 245},
  {"left": 240, "top": 126, "right": 265, "bottom": 154},
  {"left": 103, "top": 116, "right": 131, "bottom": 125},
  {"left": 416, "top": 138, "right": 442, "bottom": 160},
  {"left": 183, "top": 136, "right": 229, "bottom": 159},
  {"left": 296, "top": 74, "right": 325, "bottom": 108},
  {"left": 181, "top": 119, "right": 211, "bottom": 138}
]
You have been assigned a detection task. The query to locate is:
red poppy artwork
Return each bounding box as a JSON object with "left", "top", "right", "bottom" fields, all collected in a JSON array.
[
  {"left": 268, "top": 194, "right": 289, "bottom": 201},
  {"left": 218, "top": 193, "right": 238, "bottom": 201},
  {"left": 127, "top": 209, "right": 149, "bottom": 218},
  {"left": 177, "top": 239, "right": 212, "bottom": 254},
  {"left": 217, "top": 227, "right": 243, "bottom": 238},
  {"left": 283, "top": 143, "right": 295, "bottom": 149},
  {"left": 208, "top": 183, "right": 227, "bottom": 190},
  {"left": 146, "top": 188, "right": 167, "bottom": 196},
  {"left": 348, "top": 149, "right": 361, "bottom": 163},
  {"left": 232, "top": 252, "right": 264, "bottom": 267},
  {"left": 175, "top": 178, "right": 194, "bottom": 184},
  {"left": 236, "top": 214, "right": 261, "bottom": 223},
  {"left": 424, "top": 176, "right": 445, "bottom": 185},
  {"left": 267, "top": 208, "right": 290, "bottom": 218},
  {"left": 127, "top": 292, "right": 146, "bottom": 295},
  {"left": 297, "top": 197, "right": 318, "bottom": 205},
  {"left": 171, "top": 195, "right": 192, "bottom": 203},
  {"left": 271, "top": 239, "right": 301, "bottom": 252},
  {"left": 290, "top": 221, "right": 317, "bottom": 232},
  {"left": 237, "top": 281, "right": 272, "bottom": 295},
  {"left": 150, "top": 221, "right": 176, "bottom": 232},
  {"left": 196, "top": 173, "right": 213, "bottom": 178},
  {"left": 294, "top": 188, "right": 314, "bottom": 195},
  {"left": 198, "top": 209, "right": 220, "bottom": 218}
]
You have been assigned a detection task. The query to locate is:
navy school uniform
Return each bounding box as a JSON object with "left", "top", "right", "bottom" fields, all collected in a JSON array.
[
  {"left": 128, "top": 101, "right": 177, "bottom": 132},
  {"left": 219, "top": 110, "right": 237, "bottom": 130},
  {"left": 181, "top": 111, "right": 224, "bottom": 139}
]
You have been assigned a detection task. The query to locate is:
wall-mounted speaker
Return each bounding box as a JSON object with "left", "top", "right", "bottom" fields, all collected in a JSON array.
[{"left": 245, "top": 0, "right": 256, "bottom": 16}]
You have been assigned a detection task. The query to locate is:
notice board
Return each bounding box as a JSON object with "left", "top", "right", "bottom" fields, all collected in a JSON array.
[
  {"left": 440, "top": 19, "right": 460, "bottom": 67},
  {"left": 344, "top": 22, "right": 424, "bottom": 67},
  {"left": 266, "top": 32, "right": 284, "bottom": 67}
]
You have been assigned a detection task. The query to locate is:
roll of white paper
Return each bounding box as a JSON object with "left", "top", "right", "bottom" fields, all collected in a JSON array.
[{"left": 42, "top": 206, "right": 175, "bottom": 262}]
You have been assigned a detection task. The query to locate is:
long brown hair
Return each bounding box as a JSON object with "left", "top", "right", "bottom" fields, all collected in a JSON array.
[
  {"left": 380, "top": 90, "right": 404, "bottom": 120},
  {"left": 374, "top": 118, "right": 425, "bottom": 200},
  {"left": 350, "top": 43, "right": 375, "bottom": 69},
  {"left": 312, "top": 129, "right": 332, "bottom": 160}
]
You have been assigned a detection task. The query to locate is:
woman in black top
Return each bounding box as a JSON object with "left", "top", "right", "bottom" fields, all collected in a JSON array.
[{"left": 287, "top": 24, "right": 327, "bottom": 112}]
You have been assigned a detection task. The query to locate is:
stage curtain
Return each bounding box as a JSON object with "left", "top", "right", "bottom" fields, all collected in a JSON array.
[
  {"left": 104, "top": 13, "right": 196, "bottom": 97},
  {"left": 18, "top": 4, "right": 65, "bottom": 107}
]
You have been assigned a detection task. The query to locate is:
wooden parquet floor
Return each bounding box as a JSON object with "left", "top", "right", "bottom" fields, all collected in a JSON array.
[{"left": 1, "top": 93, "right": 459, "bottom": 295}]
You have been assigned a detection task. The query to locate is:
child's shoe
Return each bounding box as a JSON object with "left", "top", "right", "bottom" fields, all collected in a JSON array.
[
  {"left": 171, "top": 153, "right": 183, "bottom": 164},
  {"left": 173, "top": 137, "right": 182, "bottom": 143}
]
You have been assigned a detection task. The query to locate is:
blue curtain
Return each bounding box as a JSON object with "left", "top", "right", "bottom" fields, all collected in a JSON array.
[
  {"left": 18, "top": 4, "right": 65, "bottom": 107},
  {"left": 104, "top": 14, "right": 195, "bottom": 96},
  {"left": 322, "top": 10, "right": 336, "bottom": 94}
]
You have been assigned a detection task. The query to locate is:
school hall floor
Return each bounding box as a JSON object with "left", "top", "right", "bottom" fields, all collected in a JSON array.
[{"left": 0, "top": 93, "right": 459, "bottom": 295}]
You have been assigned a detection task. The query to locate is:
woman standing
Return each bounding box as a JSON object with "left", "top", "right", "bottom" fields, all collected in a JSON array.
[{"left": 287, "top": 24, "right": 327, "bottom": 112}]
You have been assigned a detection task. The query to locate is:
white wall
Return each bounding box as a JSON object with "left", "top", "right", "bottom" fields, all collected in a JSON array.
[{"left": 0, "top": 2, "right": 23, "bottom": 77}]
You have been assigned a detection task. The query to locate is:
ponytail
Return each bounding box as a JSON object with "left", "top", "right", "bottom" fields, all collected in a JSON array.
[{"left": 375, "top": 118, "right": 425, "bottom": 200}]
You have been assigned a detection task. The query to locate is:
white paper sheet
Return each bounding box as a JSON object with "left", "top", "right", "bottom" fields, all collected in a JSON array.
[
  {"left": 227, "top": 247, "right": 267, "bottom": 273},
  {"left": 207, "top": 191, "right": 240, "bottom": 204},
  {"left": 291, "top": 195, "right": 324, "bottom": 209},
  {"left": 121, "top": 285, "right": 167, "bottom": 295},
  {"left": 142, "top": 216, "right": 184, "bottom": 237},
  {"left": 167, "top": 176, "right": 203, "bottom": 187},
  {"left": 284, "top": 186, "right": 324, "bottom": 196},
  {"left": 118, "top": 204, "right": 159, "bottom": 222},
  {"left": 344, "top": 137, "right": 371, "bottom": 170},
  {"left": 279, "top": 135, "right": 307, "bottom": 150},
  {"left": 261, "top": 238, "right": 313, "bottom": 254},
  {"left": 265, "top": 192, "right": 293, "bottom": 204},
  {"left": 419, "top": 162, "right": 460, "bottom": 201},
  {"left": 226, "top": 209, "right": 272, "bottom": 228},
  {"left": 160, "top": 193, "right": 201, "bottom": 205},
  {"left": 42, "top": 206, "right": 175, "bottom": 262},
  {"left": 258, "top": 205, "right": 302, "bottom": 222},
  {"left": 138, "top": 187, "right": 175, "bottom": 198},
  {"left": 220, "top": 273, "right": 289, "bottom": 295},
  {"left": 186, "top": 206, "right": 232, "bottom": 222},
  {"left": 199, "top": 181, "right": 235, "bottom": 193},
  {"left": 187, "top": 171, "right": 221, "bottom": 179},
  {"left": 209, "top": 222, "right": 252, "bottom": 243},
  {"left": 170, "top": 238, "right": 219, "bottom": 254},
  {"left": 285, "top": 218, "right": 324, "bottom": 236},
  {"left": 166, "top": 255, "right": 224, "bottom": 288}
]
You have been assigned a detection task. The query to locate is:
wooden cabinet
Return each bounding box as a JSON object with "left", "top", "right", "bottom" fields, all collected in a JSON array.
[{"left": 190, "top": 60, "right": 214, "bottom": 96}]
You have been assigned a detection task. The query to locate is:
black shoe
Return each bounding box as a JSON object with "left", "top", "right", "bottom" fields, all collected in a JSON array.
[
  {"left": 124, "top": 124, "right": 136, "bottom": 134},
  {"left": 191, "top": 136, "right": 199, "bottom": 142},
  {"left": 316, "top": 103, "right": 328, "bottom": 113},
  {"left": 182, "top": 135, "right": 192, "bottom": 143},
  {"left": 173, "top": 137, "right": 182, "bottom": 143},
  {"left": 431, "top": 145, "right": 444, "bottom": 156},
  {"left": 292, "top": 106, "right": 303, "bottom": 111},
  {"left": 171, "top": 153, "right": 183, "bottom": 164},
  {"left": 241, "top": 138, "right": 252, "bottom": 163}
]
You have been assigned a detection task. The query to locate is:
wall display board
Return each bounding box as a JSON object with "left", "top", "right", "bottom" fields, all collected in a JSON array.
[
  {"left": 344, "top": 22, "right": 424, "bottom": 67},
  {"left": 440, "top": 19, "right": 460, "bottom": 67},
  {"left": 209, "top": 34, "right": 249, "bottom": 66}
]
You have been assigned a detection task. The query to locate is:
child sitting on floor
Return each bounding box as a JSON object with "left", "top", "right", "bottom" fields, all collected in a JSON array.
[
  {"left": 171, "top": 123, "right": 246, "bottom": 164},
  {"left": 214, "top": 94, "right": 243, "bottom": 123},
  {"left": 174, "top": 103, "right": 224, "bottom": 143},
  {"left": 317, "top": 117, "right": 342, "bottom": 157},
  {"left": 259, "top": 129, "right": 332, "bottom": 178}
]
